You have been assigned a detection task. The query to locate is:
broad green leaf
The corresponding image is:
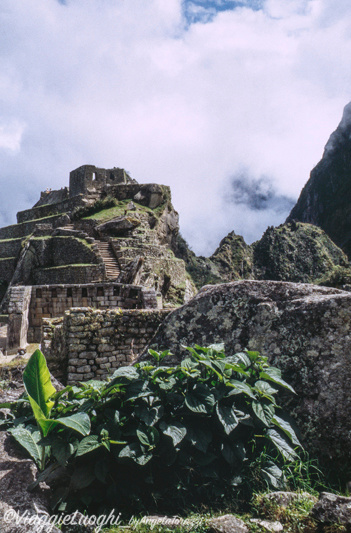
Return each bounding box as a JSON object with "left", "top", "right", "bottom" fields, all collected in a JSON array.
[
  {"left": 159, "top": 421, "right": 187, "bottom": 446},
  {"left": 76, "top": 435, "right": 101, "bottom": 456},
  {"left": 246, "top": 351, "right": 260, "bottom": 362},
  {"left": 135, "top": 404, "right": 164, "bottom": 426},
  {"left": 259, "top": 368, "right": 296, "bottom": 394},
  {"left": 261, "top": 462, "right": 286, "bottom": 489},
  {"left": 198, "top": 359, "right": 225, "bottom": 380},
  {"left": 119, "top": 443, "right": 153, "bottom": 465},
  {"left": 252, "top": 401, "right": 275, "bottom": 426},
  {"left": 207, "top": 342, "right": 225, "bottom": 353},
  {"left": 271, "top": 415, "right": 301, "bottom": 447},
  {"left": 216, "top": 403, "right": 239, "bottom": 435},
  {"left": 124, "top": 380, "right": 152, "bottom": 401},
  {"left": 185, "top": 384, "right": 216, "bottom": 414},
  {"left": 229, "top": 352, "right": 251, "bottom": 368},
  {"left": 39, "top": 412, "right": 91, "bottom": 437},
  {"left": 9, "top": 426, "right": 42, "bottom": 465},
  {"left": 110, "top": 366, "right": 140, "bottom": 381},
  {"left": 185, "top": 424, "right": 212, "bottom": 453},
  {"left": 136, "top": 426, "right": 159, "bottom": 448},
  {"left": 266, "top": 429, "right": 298, "bottom": 461},
  {"left": 227, "top": 380, "right": 256, "bottom": 399},
  {"left": 254, "top": 380, "right": 278, "bottom": 398},
  {"left": 52, "top": 440, "right": 75, "bottom": 465},
  {"left": 23, "top": 349, "right": 56, "bottom": 418}
]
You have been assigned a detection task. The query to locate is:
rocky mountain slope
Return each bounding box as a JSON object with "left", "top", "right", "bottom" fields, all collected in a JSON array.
[
  {"left": 175, "top": 221, "right": 351, "bottom": 289},
  {"left": 287, "top": 102, "right": 351, "bottom": 258}
]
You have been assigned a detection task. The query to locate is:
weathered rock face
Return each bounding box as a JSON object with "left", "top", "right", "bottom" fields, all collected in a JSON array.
[
  {"left": 287, "top": 102, "right": 351, "bottom": 258},
  {"left": 145, "top": 280, "right": 351, "bottom": 470},
  {"left": 253, "top": 222, "right": 351, "bottom": 283},
  {"left": 311, "top": 493, "right": 351, "bottom": 525},
  {"left": 174, "top": 231, "right": 253, "bottom": 289}
]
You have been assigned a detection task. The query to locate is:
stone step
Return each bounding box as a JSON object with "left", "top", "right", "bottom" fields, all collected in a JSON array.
[{"left": 95, "top": 241, "right": 121, "bottom": 279}]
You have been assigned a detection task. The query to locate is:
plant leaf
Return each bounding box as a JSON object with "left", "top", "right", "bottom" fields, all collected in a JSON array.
[
  {"left": 136, "top": 426, "right": 159, "bottom": 448},
  {"left": 271, "top": 415, "right": 301, "bottom": 447},
  {"left": 52, "top": 440, "right": 75, "bottom": 465},
  {"left": 226, "top": 380, "right": 256, "bottom": 398},
  {"left": 23, "top": 349, "right": 56, "bottom": 418},
  {"left": 266, "top": 429, "right": 298, "bottom": 460},
  {"left": 185, "top": 384, "right": 216, "bottom": 414},
  {"left": 252, "top": 401, "right": 275, "bottom": 426},
  {"left": 261, "top": 462, "right": 286, "bottom": 489},
  {"left": 216, "top": 403, "right": 239, "bottom": 435},
  {"left": 39, "top": 412, "right": 91, "bottom": 437},
  {"left": 159, "top": 421, "right": 187, "bottom": 446},
  {"left": 9, "top": 426, "right": 42, "bottom": 465},
  {"left": 119, "top": 443, "right": 153, "bottom": 465},
  {"left": 135, "top": 404, "right": 164, "bottom": 426},
  {"left": 259, "top": 368, "right": 296, "bottom": 394},
  {"left": 185, "top": 424, "right": 212, "bottom": 453},
  {"left": 76, "top": 435, "right": 101, "bottom": 456}
]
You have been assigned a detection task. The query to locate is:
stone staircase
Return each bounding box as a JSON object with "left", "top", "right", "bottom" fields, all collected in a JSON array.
[
  {"left": 59, "top": 224, "right": 75, "bottom": 230},
  {"left": 96, "top": 241, "right": 121, "bottom": 279}
]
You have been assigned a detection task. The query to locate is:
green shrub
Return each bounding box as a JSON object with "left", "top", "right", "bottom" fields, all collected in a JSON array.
[{"left": 0, "top": 346, "right": 302, "bottom": 515}]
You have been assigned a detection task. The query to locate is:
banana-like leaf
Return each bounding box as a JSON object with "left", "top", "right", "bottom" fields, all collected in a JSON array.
[
  {"left": 23, "top": 349, "right": 56, "bottom": 418},
  {"left": 38, "top": 412, "right": 91, "bottom": 437}
]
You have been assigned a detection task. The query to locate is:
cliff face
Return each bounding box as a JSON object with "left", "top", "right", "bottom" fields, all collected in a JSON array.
[{"left": 287, "top": 102, "right": 351, "bottom": 257}]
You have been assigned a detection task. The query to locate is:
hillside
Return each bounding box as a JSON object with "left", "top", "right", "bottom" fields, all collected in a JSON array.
[{"left": 175, "top": 221, "right": 351, "bottom": 289}]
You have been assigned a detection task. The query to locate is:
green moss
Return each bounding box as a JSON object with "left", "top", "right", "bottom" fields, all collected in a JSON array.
[
  {"left": 32, "top": 235, "right": 93, "bottom": 249},
  {"left": 0, "top": 237, "right": 23, "bottom": 244}
]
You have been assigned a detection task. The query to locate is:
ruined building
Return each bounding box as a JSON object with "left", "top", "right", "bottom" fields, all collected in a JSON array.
[{"left": 0, "top": 165, "right": 195, "bottom": 360}]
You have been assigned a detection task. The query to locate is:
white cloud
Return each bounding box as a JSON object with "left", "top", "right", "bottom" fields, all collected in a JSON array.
[{"left": 0, "top": 0, "right": 350, "bottom": 254}]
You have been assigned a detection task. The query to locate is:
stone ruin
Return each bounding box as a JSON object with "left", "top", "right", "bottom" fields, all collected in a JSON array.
[{"left": 0, "top": 164, "right": 196, "bottom": 365}]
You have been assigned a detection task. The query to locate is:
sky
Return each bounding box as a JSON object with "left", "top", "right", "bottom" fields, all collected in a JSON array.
[{"left": 0, "top": 0, "right": 351, "bottom": 255}]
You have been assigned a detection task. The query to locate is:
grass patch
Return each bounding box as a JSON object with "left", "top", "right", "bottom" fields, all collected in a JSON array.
[
  {"left": 84, "top": 200, "right": 155, "bottom": 222},
  {"left": 37, "top": 263, "right": 96, "bottom": 270}
]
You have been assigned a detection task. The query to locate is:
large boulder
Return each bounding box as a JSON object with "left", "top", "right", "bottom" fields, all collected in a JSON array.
[{"left": 145, "top": 280, "right": 351, "bottom": 470}]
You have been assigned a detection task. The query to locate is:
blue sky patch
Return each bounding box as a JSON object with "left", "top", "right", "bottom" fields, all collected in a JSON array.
[{"left": 183, "top": 0, "right": 263, "bottom": 24}]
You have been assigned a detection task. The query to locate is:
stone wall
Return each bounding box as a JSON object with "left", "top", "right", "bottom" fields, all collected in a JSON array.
[
  {"left": 28, "top": 282, "right": 158, "bottom": 342},
  {"left": 16, "top": 195, "right": 85, "bottom": 223},
  {"left": 0, "top": 258, "right": 17, "bottom": 283},
  {"left": 69, "top": 165, "right": 135, "bottom": 198},
  {"left": 0, "top": 214, "right": 69, "bottom": 240},
  {"left": 43, "top": 308, "right": 170, "bottom": 383},
  {"left": 32, "top": 264, "right": 105, "bottom": 287},
  {"left": 0, "top": 238, "right": 23, "bottom": 259}
]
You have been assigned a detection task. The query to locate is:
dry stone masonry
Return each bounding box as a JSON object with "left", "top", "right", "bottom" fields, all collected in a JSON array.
[
  {"left": 0, "top": 164, "right": 195, "bottom": 353},
  {"left": 44, "top": 307, "right": 169, "bottom": 383}
]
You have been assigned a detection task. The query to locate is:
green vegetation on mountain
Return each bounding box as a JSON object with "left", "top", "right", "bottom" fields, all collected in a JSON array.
[{"left": 176, "top": 222, "right": 351, "bottom": 290}]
